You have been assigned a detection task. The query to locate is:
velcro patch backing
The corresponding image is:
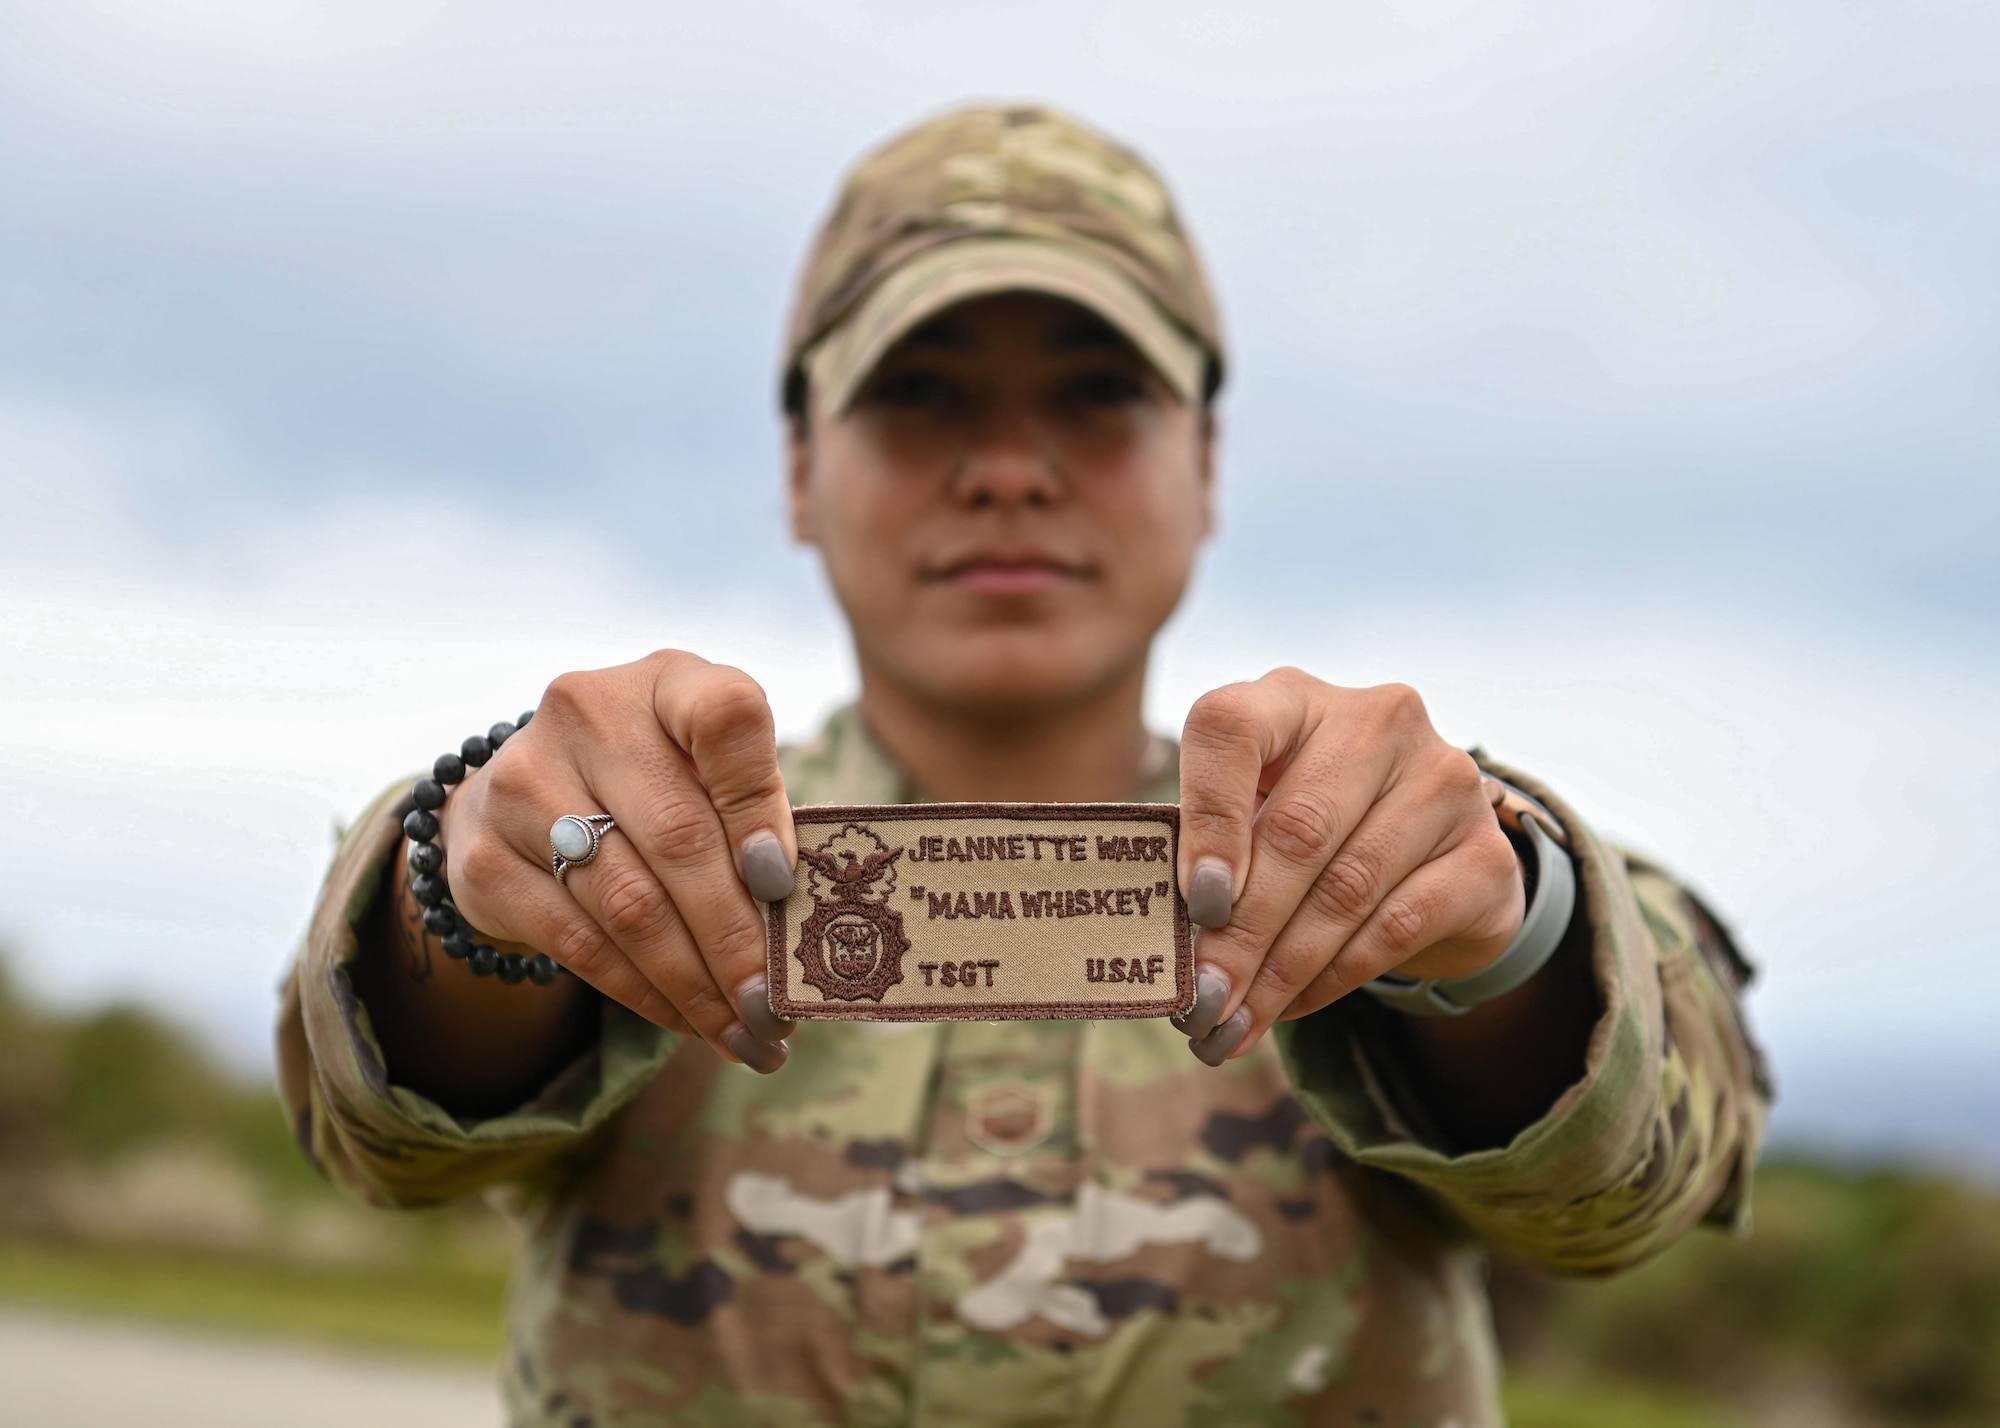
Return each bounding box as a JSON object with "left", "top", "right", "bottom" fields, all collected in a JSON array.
[{"left": 766, "top": 803, "right": 1191, "bottom": 1021}]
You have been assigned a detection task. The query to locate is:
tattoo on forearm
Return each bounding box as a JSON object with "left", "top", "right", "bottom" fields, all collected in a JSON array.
[{"left": 402, "top": 883, "right": 436, "bottom": 986}]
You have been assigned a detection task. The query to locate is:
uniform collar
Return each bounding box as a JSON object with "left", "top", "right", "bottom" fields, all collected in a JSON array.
[{"left": 783, "top": 703, "right": 1180, "bottom": 807}]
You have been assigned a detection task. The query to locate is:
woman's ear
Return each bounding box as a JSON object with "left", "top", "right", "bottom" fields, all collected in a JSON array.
[
  {"left": 786, "top": 412, "right": 817, "bottom": 545},
  {"left": 1196, "top": 404, "right": 1219, "bottom": 540}
]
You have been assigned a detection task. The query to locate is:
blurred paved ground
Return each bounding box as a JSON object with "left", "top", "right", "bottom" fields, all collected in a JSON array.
[{"left": 0, "top": 1311, "right": 499, "bottom": 1428}]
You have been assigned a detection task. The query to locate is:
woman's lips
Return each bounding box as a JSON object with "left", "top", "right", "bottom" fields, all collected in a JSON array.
[{"left": 940, "top": 560, "right": 1079, "bottom": 596}]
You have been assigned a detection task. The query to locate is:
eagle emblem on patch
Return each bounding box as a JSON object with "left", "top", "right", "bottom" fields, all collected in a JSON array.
[{"left": 793, "top": 823, "right": 910, "bottom": 1002}]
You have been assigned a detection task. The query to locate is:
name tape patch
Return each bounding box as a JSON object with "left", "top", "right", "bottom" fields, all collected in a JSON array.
[{"left": 766, "top": 803, "right": 1191, "bottom": 1022}]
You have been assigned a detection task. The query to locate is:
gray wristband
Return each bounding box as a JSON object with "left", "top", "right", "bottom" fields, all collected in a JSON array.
[{"left": 1363, "top": 804, "right": 1577, "bottom": 1017}]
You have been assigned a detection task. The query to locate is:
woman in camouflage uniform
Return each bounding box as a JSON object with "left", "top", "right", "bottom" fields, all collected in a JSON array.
[{"left": 279, "top": 104, "right": 1769, "bottom": 1427}]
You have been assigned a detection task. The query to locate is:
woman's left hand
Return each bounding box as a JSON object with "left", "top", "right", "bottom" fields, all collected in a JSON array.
[{"left": 1173, "top": 668, "right": 1526, "bottom": 1064}]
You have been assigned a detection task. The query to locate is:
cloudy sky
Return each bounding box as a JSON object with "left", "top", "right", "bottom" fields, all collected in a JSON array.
[{"left": 1, "top": 0, "right": 1995, "bottom": 1171}]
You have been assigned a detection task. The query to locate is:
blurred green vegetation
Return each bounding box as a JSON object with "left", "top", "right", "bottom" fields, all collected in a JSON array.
[
  {"left": 1504, "top": 1160, "right": 2000, "bottom": 1426},
  {"left": 0, "top": 1237, "right": 508, "bottom": 1359},
  {"left": 0, "top": 957, "right": 318, "bottom": 1198},
  {"left": 1505, "top": 1376, "right": 1756, "bottom": 1428},
  {"left": 1, "top": 951, "right": 1996, "bottom": 1425}
]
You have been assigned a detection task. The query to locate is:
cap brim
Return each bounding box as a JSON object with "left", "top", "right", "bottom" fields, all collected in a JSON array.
[{"left": 803, "top": 237, "right": 1207, "bottom": 415}]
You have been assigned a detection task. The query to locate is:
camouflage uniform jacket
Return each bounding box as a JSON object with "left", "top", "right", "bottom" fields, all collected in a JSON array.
[{"left": 277, "top": 705, "right": 1771, "bottom": 1428}]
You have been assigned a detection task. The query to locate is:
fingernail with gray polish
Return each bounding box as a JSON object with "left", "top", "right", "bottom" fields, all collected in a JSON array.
[
  {"left": 1187, "top": 860, "right": 1235, "bottom": 929},
  {"left": 724, "top": 1023, "right": 789, "bottom": 1075},
  {"left": 1189, "top": 1008, "right": 1252, "bottom": 1067},
  {"left": 735, "top": 974, "right": 795, "bottom": 1045},
  {"left": 1176, "top": 967, "right": 1232, "bottom": 1042},
  {"left": 742, "top": 834, "right": 797, "bottom": 903}
]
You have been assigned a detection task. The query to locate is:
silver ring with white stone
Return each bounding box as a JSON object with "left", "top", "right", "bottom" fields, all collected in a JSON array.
[{"left": 550, "top": 814, "right": 617, "bottom": 886}]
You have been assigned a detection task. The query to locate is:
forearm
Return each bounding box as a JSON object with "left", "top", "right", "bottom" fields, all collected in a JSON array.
[
  {"left": 1390, "top": 903, "right": 1599, "bottom": 1150},
  {"left": 1273, "top": 760, "right": 1769, "bottom": 1274},
  {"left": 350, "top": 840, "right": 599, "bottom": 1120}
]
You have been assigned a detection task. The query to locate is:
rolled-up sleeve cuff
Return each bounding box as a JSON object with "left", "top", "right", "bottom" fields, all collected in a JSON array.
[
  {"left": 1272, "top": 761, "right": 1665, "bottom": 1234},
  {"left": 278, "top": 778, "right": 675, "bottom": 1206}
]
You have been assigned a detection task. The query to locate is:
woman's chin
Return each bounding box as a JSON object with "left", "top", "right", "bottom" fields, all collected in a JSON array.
[{"left": 886, "top": 631, "right": 1142, "bottom": 716}]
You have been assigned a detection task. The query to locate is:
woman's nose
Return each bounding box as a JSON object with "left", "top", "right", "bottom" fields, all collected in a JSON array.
[{"left": 951, "top": 418, "right": 1064, "bottom": 509}]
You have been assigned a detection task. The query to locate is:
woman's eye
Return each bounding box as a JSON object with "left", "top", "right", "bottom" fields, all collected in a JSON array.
[
  {"left": 869, "top": 372, "right": 962, "bottom": 409},
  {"left": 1061, "top": 371, "right": 1147, "bottom": 407}
]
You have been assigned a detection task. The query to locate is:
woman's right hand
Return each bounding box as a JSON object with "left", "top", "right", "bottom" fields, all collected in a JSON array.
[{"left": 437, "top": 650, "right": 800, "bottom": 1073}]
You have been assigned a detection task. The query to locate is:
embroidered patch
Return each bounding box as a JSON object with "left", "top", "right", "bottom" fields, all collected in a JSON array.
[
  {"left": 767, "top": 804, "right": 1191, "bottom": 1021},
  {"left": 965, "top": 1080, "right": 1058, "bottom": 1157}
]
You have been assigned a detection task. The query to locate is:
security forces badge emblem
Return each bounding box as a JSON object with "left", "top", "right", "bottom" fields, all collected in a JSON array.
[{"left": 792, "top": 822, "right": 910, "bottom": 1002}]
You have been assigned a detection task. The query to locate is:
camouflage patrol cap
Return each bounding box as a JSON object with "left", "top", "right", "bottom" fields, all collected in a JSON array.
[{"left": 783, "top": 103, "right": 1226, "bottom": 415}]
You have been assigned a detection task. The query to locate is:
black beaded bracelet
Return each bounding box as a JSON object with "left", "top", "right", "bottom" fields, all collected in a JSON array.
[{"left": 405, "top": 711, "right": 563, "bottom": 987}]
